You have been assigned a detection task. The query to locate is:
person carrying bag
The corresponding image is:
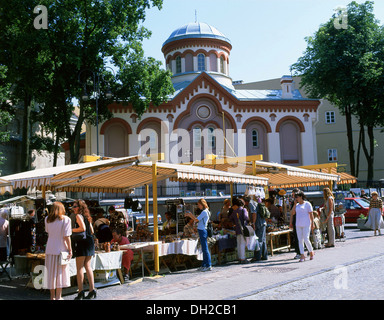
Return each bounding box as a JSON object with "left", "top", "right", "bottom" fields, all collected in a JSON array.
[{"left": 230, "top": 198, "right": 250, "bottom": 264}]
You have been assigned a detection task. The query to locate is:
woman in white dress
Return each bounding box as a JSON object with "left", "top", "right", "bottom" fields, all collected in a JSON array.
[{"left": 44, "top": 202, "right": 72, "bottom": 300}]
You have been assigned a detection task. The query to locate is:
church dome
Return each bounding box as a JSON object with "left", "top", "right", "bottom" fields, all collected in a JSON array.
[{"left": 162, "top": 22, "right": 231, "bottom": 47}]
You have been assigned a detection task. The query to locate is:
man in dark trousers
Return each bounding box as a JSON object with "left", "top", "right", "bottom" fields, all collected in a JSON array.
[{"left": 246, "top": 197, "right": 268, "bottom": 262}]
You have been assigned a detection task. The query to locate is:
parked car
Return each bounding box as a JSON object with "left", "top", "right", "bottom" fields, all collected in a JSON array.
[{"left": 342, "top": 197, "right": 371, "bottom": 223}]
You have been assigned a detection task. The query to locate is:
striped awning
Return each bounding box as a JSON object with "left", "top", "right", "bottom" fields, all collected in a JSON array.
[
  {"left": 0, "top": 156, "right": 269, "bottom": 194},
  {"left": 310, "top": 167, "right": 357, "bottom": 185},
  {"left": 146, "top": 162, "right": 269, "bottom": 186},
  {"left": 185, "top": 158, "right": 341, "bottom": 187},
  {"left": 0, "top": 178, "right": 12, "bottom": 195}
]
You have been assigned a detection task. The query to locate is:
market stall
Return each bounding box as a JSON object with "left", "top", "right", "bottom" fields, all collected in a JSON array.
[
  {"left": 181, "top": 155, "right": 357, "bottom": 259},
  {"left": 0, "top": 154, "right": 269, "bottom": 277},
  {"left": 15, "top": 250, "right": 124, "bottom": 289}
]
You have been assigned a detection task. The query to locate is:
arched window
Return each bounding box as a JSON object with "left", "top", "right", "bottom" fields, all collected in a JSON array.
[
  {"left": 193, "top": 127, "right": 202, "bottom": 148},
  {"left": 252, "top": 129, "right": 258, "bottom": 148},
  {"left": 197, "top": 53, "right": 205, "bottom": 71},
  {"left": 220, "top": 57, "right": 225, "bottom": 74},
  {"left": 208, "top": 127, "right": 216, "bottom": 148},
  {"left": 175, "top": 56, "right": 181, "bottom": 74},
  {"left": 149, "top": 130, "right": 157, "bottom": 150},
  {"left": 185, "top": 53, "right": 193, "bottom": 72}
]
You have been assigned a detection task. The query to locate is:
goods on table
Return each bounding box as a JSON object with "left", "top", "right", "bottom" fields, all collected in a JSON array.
[{"left": 129, "top": 223, "right": 153, "bottom": 242}]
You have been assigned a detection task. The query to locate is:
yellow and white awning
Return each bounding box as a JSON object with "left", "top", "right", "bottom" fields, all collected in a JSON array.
[
  {"left": 0, "top": 155, "right": 268, "bottom": 194},
  {"left": 0, "top": 178, "right": 12, "bottom": 195},
  {"left": 185, "top": 157, "right": 341, "bottom": 188}
]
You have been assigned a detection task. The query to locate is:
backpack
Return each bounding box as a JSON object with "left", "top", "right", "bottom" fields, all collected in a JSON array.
[
  {"left": 205, "top": 210, "right": 214, "bottom": 237},
  {"left": 257, "top": 203, "right": 270, "bottom": 219}
]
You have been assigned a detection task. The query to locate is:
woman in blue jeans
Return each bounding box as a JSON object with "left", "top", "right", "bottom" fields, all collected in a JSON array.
[{"left": 185, "top": 199, "right": 212, "bottom": 272}]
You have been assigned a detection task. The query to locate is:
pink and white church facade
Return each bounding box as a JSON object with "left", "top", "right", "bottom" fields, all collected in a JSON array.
[{"left": 85, "top": 22, "right": 320, "bottom": 177}]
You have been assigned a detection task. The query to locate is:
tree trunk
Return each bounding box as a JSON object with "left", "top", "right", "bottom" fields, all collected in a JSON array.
[
  {"left": 67, "top": 102, "right": 84, "bottom": 164},
  {"left": 21, "top": 94, "right": 31, "bottom": 172},
  {"left": 53, "top": 130, "right": 60, "bottom": 167},
  {"left": 360, "top": 124, "right": 375, "bottom": 187},
  {"left": 355, "top": 125, "right": 363, "bottom": 178},
  {"left": 344, "top": 105, "right": 356, "bottom": 177}
]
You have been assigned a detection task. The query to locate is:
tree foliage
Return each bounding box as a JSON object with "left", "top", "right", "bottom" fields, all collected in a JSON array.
[
  {"left": 291, "top": 1, "right": 384, "bottom": 183},
  {"left": 0, "top": 0, "right": 174, "bottom": 166}
]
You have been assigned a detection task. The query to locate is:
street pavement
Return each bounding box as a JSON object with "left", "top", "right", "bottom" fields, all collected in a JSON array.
[{"left": 1, "top": 224, "right": 383, "bottom": 301}]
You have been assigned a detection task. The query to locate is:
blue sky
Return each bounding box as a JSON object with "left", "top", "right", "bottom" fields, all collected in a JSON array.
[{"left": 141, "top": 0, "right": 384, "bottom": 83}]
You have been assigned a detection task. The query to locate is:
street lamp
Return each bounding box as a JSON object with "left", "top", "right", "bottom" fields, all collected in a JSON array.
[{"left": 78, "top": 67, "right": 115, "bottom": 156}]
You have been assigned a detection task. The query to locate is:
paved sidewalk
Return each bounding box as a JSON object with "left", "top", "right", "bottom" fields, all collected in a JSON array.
[{"left": 0, "top": 228, "right": 382, "bottom": 300}]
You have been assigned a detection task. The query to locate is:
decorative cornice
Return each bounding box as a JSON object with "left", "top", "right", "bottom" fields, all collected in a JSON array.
[{"left": 162, "top": 38, "right": 232, "bottom": 57}]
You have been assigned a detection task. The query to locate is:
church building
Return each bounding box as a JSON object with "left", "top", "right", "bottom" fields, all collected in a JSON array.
[{"left": 85, "top": 22, "right": 321, "bottom": 193}]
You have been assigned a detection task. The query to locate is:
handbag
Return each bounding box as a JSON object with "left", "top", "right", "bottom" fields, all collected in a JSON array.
[
  {"left": 60, "top": 251, "right": 71, "bottom": 265},
  {"left": 237, "top": 209, "right": 250, "bottom": 237},
  {"left": 71, "top": 231, "right": 86, "bottom": 242},
  {"left": 71, "top": 214, "right": 86, "bottom": 242}
]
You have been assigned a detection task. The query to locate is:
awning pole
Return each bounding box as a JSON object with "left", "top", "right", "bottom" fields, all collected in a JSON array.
[
  {"left": 145, "top": 184, "right": 149, "bottom": 224},
  {"left": 152, "top": 162, "right": 159, "bottom": 274},
  {"left": 42, "top": 186, "right": 46, "bottom": 205},
  {"left": 328, "top": 168, "right": 333, "bottom": 190}
]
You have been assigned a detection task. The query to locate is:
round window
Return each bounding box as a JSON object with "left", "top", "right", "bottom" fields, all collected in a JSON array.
[{"left": 196, "top": 105, "right": 211, "bottom": 120}]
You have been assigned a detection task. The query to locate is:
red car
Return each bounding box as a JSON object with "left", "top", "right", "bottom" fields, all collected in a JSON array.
[{"left": 342, "top": 197, "right": 371, "bottom": 223}]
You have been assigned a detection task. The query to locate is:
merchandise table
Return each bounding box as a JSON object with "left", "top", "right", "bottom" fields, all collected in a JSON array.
[
  {"left": 14, "top": 250, "right": 124, "bottom": 288},
  {"left": 120, "top": 241, "right": 162, "bottom": 277},
  {"left": 121, "top": 239, "right": 203, "bottom": 275},
  {"left": 266, "top": 229, "right": 292, "bottom": 256}
]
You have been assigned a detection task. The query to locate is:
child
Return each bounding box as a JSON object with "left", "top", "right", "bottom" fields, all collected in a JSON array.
[{"left": 312, "top": 210, "right": 322, "bottom": 249}]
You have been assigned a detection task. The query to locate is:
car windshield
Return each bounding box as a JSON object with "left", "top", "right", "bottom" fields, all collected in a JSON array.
[{"left": 354, "top": 198, "right": 370, "bottom": 208}]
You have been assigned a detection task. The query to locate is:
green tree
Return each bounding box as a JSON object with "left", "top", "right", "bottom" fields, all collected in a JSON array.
[
  {"left": 0, "top": 0, "right": 174, "bottom": 166},
  {"left": 0, "top": 65, "right": 13, "bottom": 169},
  {"left": 0, "top": 1, "right": 49, "bottom": 172},
  {"left": 291, "top": 1, "right": 383, "bottom": 184}
]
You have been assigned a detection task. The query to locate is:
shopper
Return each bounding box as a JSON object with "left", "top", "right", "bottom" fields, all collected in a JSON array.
[
  {"left": 292, "top": 191, "right": 314, "bottom": 262},
  {"left": 229, "top": 197, "right": 250, "bottom": 264},
  {"left": 251, "top": 199, "right": 268, "bottom": 262},
  {"left": 0, "top": 210, "right": 9, "bottom": 262},
  {"left": 289, "top": 188, "right": 302, "bottom": 259},
  {"left": 312, "top": 211, "right": 322, "bottom": 250},
  {"left": 184, "top": 198, "right": 212, "bottom": 271},
  {"left": 93, "top": 211, "right": 113, "bottom": 243},
  {"left": 72, "top": 199, "right": 96, "bottom": 300},
  {"left": 323, "top": 187, "right": 335, "bottom": 248},
  {"left": 44, "top": 202, "right": 72, "bottom": 300},
  {"left": 108, "top": 206, "right": 127, "bottom": 234},
  {"left": 218, "top": 199, "right": 231, "bottom": 223},
  {"left": 365, "top": 191, "right": 384, "bottom": 236}
]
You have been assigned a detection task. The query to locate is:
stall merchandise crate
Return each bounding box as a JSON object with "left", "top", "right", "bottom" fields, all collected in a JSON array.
[
  {"left": 211, "top": 254, "right": 218, "bottom": 266},
  {"left": 245, "top": 250, "right": 254, "bottom": 259},
  {"left": 94, "top": 269, "right": 118, "bottom": 282},
  {"left": 226, "top": 250, "right": 237, "bottom": 262}
]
